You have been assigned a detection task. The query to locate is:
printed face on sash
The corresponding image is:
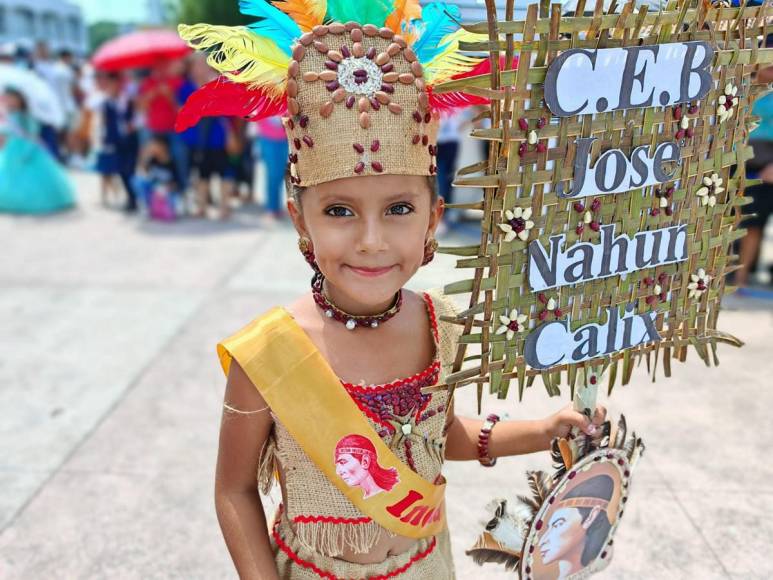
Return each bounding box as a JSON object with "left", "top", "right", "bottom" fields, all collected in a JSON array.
[
  {"left": 527, "top": 460, "right": 623, "bottom": 579},
  {"left": 335, "top": 434, "right": 400, "bottom": 499}
]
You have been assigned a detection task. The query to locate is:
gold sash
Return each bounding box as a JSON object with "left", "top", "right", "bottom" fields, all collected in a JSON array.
[{"left": 217, "top": 307, "right": 446, "bottom": 539}]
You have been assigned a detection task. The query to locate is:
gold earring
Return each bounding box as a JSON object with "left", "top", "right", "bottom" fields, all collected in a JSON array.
[{"left": 422, "top": 237, "right": 439, "bottom": 266}]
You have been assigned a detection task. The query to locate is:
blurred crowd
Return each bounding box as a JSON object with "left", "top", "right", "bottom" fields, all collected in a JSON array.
[
  {"left": 0, "top": 40, "right": 473, "bottom": 226},
  {"left": 0, "top": 36, "right": 770, "bottom": 287}
]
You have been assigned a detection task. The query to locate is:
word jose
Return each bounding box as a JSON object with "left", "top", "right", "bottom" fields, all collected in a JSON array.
[
  {"left": 557, "top": 138, "right": 680, "bottom": 198},
  {"left": 544, "top": 41, "right": 714, "bottom": 117}
]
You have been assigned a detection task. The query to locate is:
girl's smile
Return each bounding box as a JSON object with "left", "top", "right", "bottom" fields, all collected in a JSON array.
[{"left": 345, "top": 264, "right": 397, "bottom": 277}]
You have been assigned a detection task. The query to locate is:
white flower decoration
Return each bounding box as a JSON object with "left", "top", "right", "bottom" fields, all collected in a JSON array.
[
  {"left": 495, "top": 309, "right": 529, "bottom": 340},
  {"left": 498, "top": 207, "right": 535, "bottom": 242},
  {"left": 716, "top": 83, "right": 739, "bottom": 124},
  {"left": 695, "top": 173, "right": 724, "bottom": 207},
  {"left": 687, "top": 268, "right": 711, "bottom": 299}
]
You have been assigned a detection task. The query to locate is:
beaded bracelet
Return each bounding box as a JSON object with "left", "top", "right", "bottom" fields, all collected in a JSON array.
[{"left": 477, "top": 413, "right": 501, "bottom": 467}]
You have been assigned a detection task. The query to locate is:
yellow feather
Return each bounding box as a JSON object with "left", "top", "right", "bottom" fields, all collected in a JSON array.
[
  {"left": 275, "top": 0, "right": 326, "bottom": 32},
  {"left": 423, "top": 30, "right": 489, "bottom": 85},
  {"left": 385, "top": 0, "right": 422, "bottom": 33},
  {"left": 178, "top": 24, "right": 288, "bottom": 97}
]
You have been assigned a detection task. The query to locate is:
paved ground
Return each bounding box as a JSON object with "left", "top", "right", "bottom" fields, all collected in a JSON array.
[{"left": 1, "top": 171, "right": 772, "bottom": 579}]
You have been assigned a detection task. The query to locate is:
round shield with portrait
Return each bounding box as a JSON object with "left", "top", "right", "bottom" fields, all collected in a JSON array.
[{"left": 519, "top": 448, "right": 633, "bottom": 580}]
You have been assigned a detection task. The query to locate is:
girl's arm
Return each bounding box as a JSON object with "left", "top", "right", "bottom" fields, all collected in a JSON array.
[
  {"left": 215, "top": 361, "right": 279, "bottom": 580},
  {"left": 444, "top": 399, "right": 606, "bottom": 461}
]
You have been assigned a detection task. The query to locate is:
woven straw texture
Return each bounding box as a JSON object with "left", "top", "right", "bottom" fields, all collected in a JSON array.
[
  {"left": 258, "top": 292, "right": 459, "bottom": 574},
  {"left": 432, "top": 0, "right": 773, "bottom": 403},
  {"left": 285, "top": 24, "right": 439, "bottom": 186}
]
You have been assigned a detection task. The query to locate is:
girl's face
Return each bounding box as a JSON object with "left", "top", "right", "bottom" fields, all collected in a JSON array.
[
  {"left": 289, "top": 174, "right": 443, "bottom": 314},
  {"left": 3, "top": 93, "right": 23, "bottom": 112}
]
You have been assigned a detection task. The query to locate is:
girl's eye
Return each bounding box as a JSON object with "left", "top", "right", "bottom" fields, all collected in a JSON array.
[
  {"left": 388, "top": 203, "right": 414, "bottom": 216},
  {"left": 325, "top": 206, "right": 354, "bottom": 217}
]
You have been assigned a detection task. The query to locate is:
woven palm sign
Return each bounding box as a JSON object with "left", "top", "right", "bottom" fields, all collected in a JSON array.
[{"left": 436, "top": 0, "right": 773, "bottom": 404}]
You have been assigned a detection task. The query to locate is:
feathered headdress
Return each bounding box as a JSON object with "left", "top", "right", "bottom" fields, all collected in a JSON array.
[{"left": 177, "top": 0, "right": 492, "bottom": 186}]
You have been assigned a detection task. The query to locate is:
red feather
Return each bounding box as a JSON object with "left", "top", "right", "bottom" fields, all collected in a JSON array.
[
  {"left": 428, "top": 87, "right": 489, "bottom": 111},
  {"left": 428, "top": 55, "right": 519, "bottom": 112},
  {"left": 450, "top": 55, "right": 519, "bottom": 80},
  {"left": 175, "top": 77, "right": 287, "bottom": 132}
]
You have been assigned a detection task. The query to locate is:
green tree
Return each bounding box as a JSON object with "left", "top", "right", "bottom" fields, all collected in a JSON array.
[
  {"left": 88, "top": 21, "right": 122, "bottom": 54},
  {"left": 172, "top": 0, "right": 252, "bottom": 26}
]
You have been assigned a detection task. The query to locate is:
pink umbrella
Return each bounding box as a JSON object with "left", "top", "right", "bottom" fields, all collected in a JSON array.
[{"left": 92, "top": 29, "right": 191, "bottom": 71}]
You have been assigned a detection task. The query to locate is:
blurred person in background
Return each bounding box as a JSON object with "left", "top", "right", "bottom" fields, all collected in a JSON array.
[
  {"left": 31, "top": 41, "right": 63, "bottom": 161},
  {"left": 190, "top": 114, "right": 234, "bottom": 220},
  {"left": 137, "top": 61, "right": 188, "bottom": 192},
  {"left": 51, "top": 50, "right": 79, "bottom": 162},
  {"left": 91, "top": 72, "right": 139, "bottom": 211},
  {"left": 0, "top": 88, "right": 74, "bottom": 214},
  {"left": 435, "top": 110, "right": 467, "bottom": 225},
  {"left": 133, "top": 134, "right": 181, "bottom": 221},
  {"left": 738, "top": 41, "right": 773, "bottom": 288},
  {"left": 0, "top": 43, "right": 15, "bottom": 65},
  {"left": 227, "top": 117, "right": 255, "bottom": 204},
  {"left": 256, "top": 116, "right": 288, "bottom": 220}
]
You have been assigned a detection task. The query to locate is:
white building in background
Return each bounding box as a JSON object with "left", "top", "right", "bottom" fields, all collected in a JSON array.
[{"left": 0, "top": 0, "right": 87, "bottom": 56}]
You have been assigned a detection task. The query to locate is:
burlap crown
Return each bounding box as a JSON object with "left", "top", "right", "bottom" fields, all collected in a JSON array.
[{"left": 284, "top": 23, "right": 439, "bottom": 187}]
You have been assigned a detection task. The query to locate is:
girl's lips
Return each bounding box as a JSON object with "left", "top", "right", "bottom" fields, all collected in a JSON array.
[{"left": 347, "top": 265, "right": 395, "bottom": 277}]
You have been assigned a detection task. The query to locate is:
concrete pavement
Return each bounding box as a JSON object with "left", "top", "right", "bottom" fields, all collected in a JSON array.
[{"left": 1, "top": 171, "right": 772, "bottom": 579}]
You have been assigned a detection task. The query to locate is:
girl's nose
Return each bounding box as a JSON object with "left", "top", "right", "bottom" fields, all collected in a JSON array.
[{"left": 356, "top": 218, "right": 387, "bottom": 253}]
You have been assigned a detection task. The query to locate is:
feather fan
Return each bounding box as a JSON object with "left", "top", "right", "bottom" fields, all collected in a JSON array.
[
  {"left": 412, "top": 2, "right": 462, "bottom": 63},
  {"left": 175, "top": 78, "right": 287, "bottom": 132},
  {"left": 422, "top": 29, "right": 487, "bottom": 85},
  {"left": 326, "top": 0, "right": 395, "bottom": 27},
  {"left": 178, "top": 25, "right": 289, "bottom": 97},
  {"left": 385, "top": 0, "right": 422, "bottom": 33},
  {"left": 274, "top": 0, "right": 327, "bottom": 32},
  {"left": 239, "top": 0, "right": 302, "bottom": 53}
]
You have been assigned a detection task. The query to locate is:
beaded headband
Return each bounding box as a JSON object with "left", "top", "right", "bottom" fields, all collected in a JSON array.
[
  {"left": 556, "top": 497, "right": 610, "bottom": 511},
  {"left": 336, "top": 447, "right": 373, "bottom": 458},
  {"left": 177, "top": 1, "right": 491, "bottom": 186}
]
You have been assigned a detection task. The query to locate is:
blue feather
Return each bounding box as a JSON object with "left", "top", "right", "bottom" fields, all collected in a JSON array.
[
  {"left": 412, "top": 2, "right": 461, "bottom": 64},
  {"left": 239, "top": 0, "right": 302, "bottom": 55}
]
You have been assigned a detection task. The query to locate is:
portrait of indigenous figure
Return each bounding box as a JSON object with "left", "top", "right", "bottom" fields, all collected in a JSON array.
[
  {"left": 468, "top": 413, "right": 642, "bottom": 579},
  {"left": 334, "top": 434, "right": 399, "bottom": 499},
  {"left": 536, "top": 475, "right": 615, "bottom": 579},
  {"left": 522, "top": 456, "right": 625, "bottom": 580}
]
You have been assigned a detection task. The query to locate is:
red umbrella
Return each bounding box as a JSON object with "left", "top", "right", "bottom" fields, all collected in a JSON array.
[{"left": 92, "top": 29, "right": 191, "bottom": 71}]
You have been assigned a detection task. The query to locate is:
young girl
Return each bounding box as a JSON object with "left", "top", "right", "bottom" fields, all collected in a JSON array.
[
  {"left": 0, "top": 88, "right": 75, "bottom": 214},
  {"left": 178, "top": 2, "right": 606, "bottom": 578}
]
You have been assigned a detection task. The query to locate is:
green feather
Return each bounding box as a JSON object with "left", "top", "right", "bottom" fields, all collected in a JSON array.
[{"left": 326, "top": 0, "right": 394, "bottom": 27}]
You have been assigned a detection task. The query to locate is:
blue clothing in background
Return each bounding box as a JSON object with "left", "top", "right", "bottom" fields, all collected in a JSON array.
[
  {"left": 260, "top": 137, "right": 289, "bottom": 214},
  {"left": 751, "top": 92, "right": 773, "bottom": 142},
  {"left": 0, "top": 112, "right": 75, "bottom": 214}
]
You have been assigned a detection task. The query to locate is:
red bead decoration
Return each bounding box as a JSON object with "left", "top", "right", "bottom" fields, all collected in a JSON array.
[{"left": 477, "top": 413, "right": 500, "bottom": 467}]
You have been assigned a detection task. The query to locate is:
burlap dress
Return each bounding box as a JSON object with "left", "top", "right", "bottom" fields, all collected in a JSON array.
[{"left": 258, "top": 291, "right": 461, "bottom": 579}]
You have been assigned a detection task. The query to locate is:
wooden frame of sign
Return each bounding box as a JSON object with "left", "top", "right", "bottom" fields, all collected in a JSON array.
[{"left": 434, "top": 0, "right": 773, "bottom": 404}]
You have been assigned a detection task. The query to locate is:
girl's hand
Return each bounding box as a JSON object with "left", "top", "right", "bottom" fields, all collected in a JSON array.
[{"left": 542, "top": 404, "right": 607, "bottom": 441}]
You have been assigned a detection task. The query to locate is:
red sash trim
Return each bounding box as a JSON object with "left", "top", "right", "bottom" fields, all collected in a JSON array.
[
  {"left": 273, "top": 518, "right": 438, "bottom": 580},
  {"left": 292, "top": 515, "right": 373, "bottom": 525}
]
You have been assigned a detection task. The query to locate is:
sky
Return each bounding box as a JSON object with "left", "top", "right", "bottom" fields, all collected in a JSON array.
[{"left": 74, "top": 0, "right": 151, "bottom": 24}]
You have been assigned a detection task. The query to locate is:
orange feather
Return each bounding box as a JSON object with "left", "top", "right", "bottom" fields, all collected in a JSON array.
[
  {"left": 385, "top": 0, "right": 422, "bottom": 34},
  {"left": 274, "top": 0, "right": 326, "bottom": 32}
]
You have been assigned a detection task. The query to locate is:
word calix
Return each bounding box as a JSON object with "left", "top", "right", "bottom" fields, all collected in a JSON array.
[{"left": 523, "top": 303, "right": 662, "bottom": 369}]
